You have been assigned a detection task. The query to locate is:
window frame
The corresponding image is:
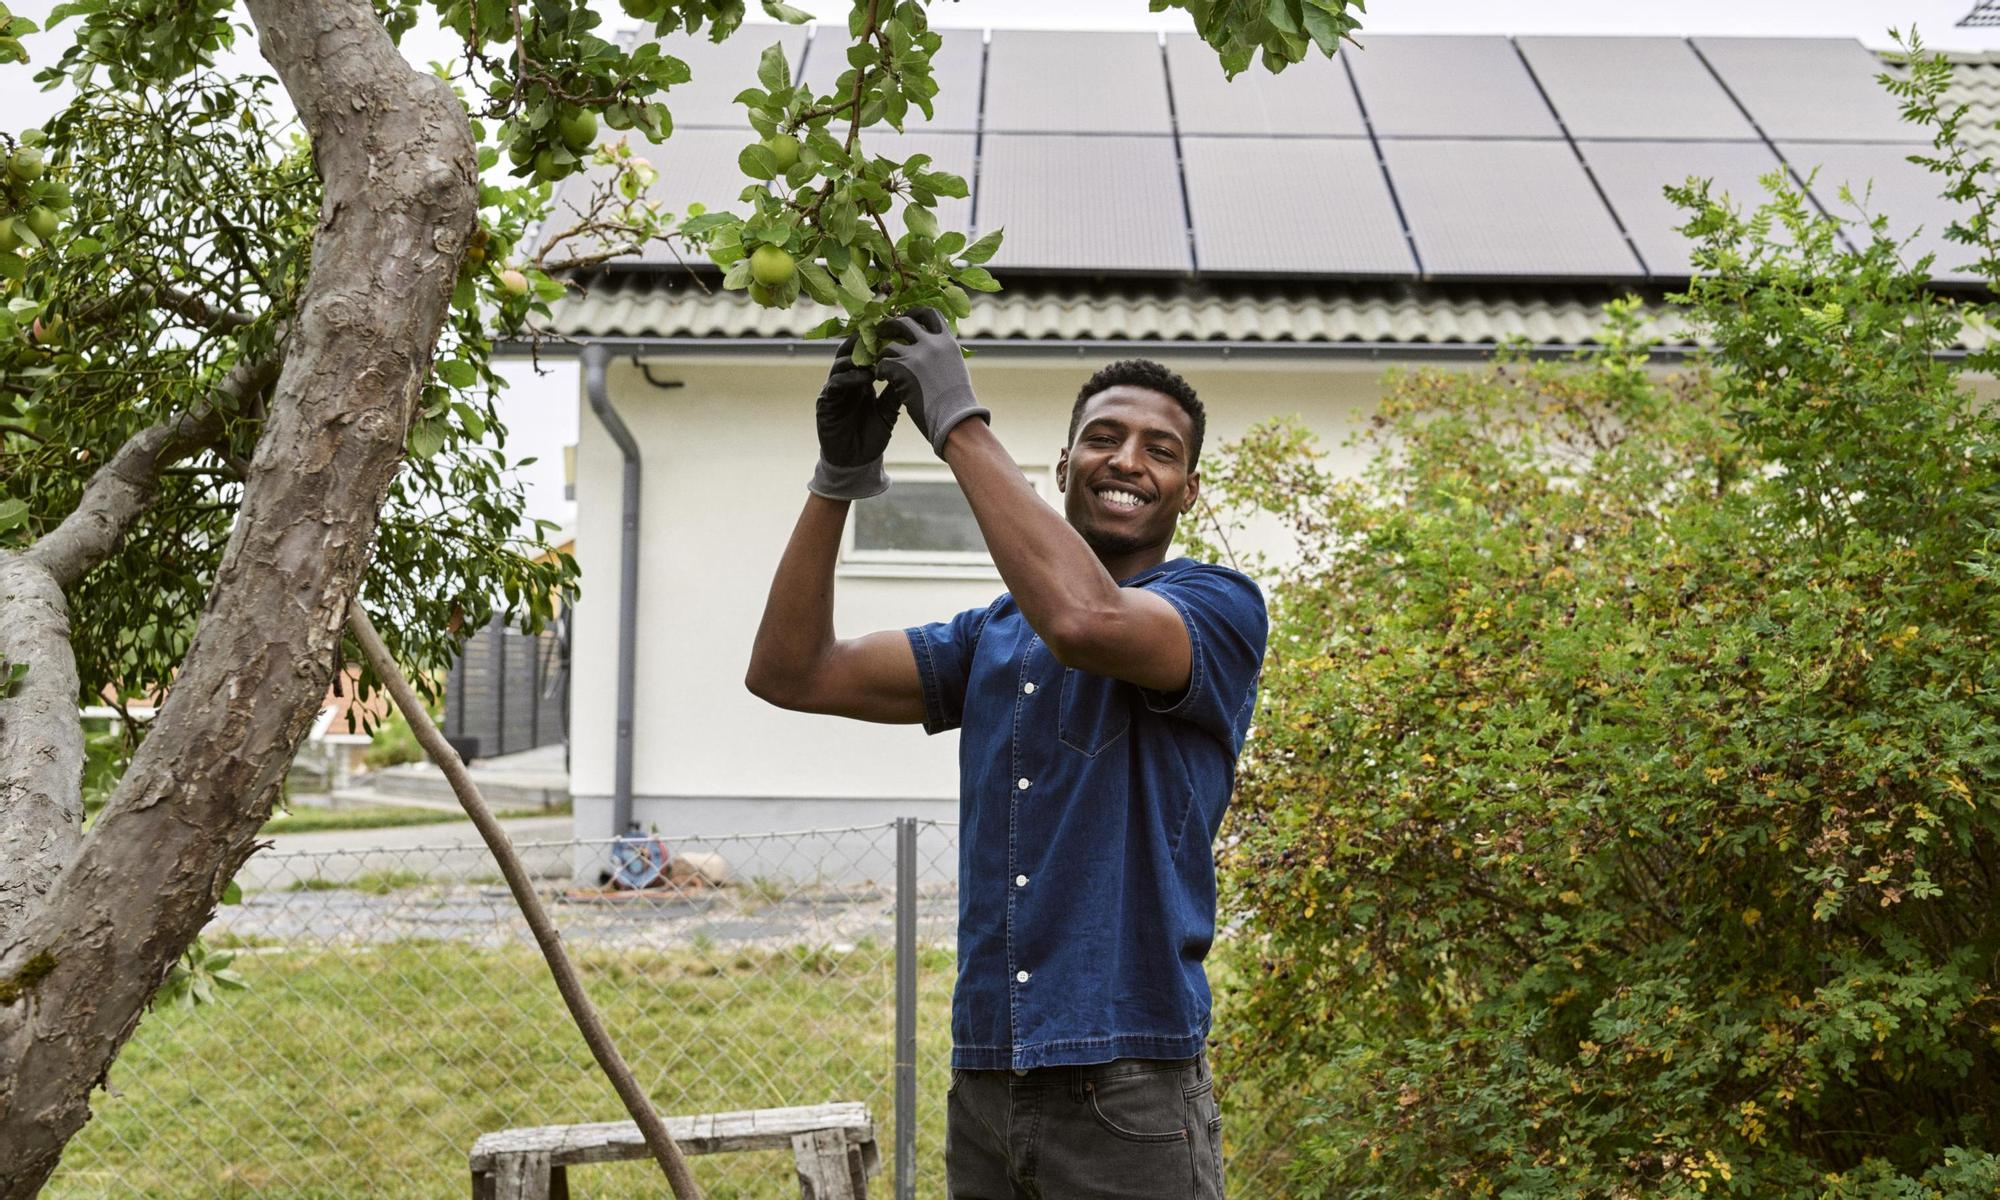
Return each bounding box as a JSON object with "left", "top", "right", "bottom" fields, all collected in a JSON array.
[{"left": 837, "top": 462, "right": 1051, "bottom": 579}]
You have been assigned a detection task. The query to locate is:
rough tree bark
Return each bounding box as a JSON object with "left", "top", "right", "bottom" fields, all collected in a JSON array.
[{"left": 0, "top": 0, "right": 477, "bottom": 1191}]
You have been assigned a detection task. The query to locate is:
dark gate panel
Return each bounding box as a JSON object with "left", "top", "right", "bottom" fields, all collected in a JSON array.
[{"left": 444, "top": 616, "right": 568, "bottom": 761}]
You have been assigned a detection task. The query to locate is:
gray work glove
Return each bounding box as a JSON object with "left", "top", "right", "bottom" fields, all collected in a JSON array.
[
  {"left": 808, "top": 334, "right": 901, "bottom": 500},
  {"left": 877, "top": 306, "right": 989, "bottom": 458}
]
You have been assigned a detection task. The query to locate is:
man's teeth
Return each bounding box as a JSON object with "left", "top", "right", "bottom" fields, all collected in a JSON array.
[{"left": 1098, "top": 489, "right": 1146, "bottom": 509}]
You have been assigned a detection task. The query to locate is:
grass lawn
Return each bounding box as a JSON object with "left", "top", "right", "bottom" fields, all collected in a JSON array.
[
  {"left": 48, "top": 940, "right": 953, "bottom": 1199},
  {"left": 259, "top": 801, "right": 569, "bottom": 835}
]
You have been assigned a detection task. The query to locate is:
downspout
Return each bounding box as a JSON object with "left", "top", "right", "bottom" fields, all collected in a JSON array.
[{"left": 582, "top": 343, "right": 639, "bottom": 836}]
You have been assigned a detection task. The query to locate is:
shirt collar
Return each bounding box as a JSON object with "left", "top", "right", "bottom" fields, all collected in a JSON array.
[{"left": 1116, "top": 556, "right": 1192, "bottom": 587}]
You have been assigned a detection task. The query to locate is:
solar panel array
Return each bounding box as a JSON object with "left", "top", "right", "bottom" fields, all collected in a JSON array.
[{"left": 557, "top": 28, "right": 1970, "bottom": 283}]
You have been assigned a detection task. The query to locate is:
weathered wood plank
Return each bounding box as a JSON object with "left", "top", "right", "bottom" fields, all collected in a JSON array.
[
  {"left": 791, "top": 1127, "right": 865, "bottom": 1200},
  {"left": 469, "top": 1102, "right": 875, "bottom": 1170},
  {"left": 493, "top": 1148, "right": 552, "bottom": 1200}
]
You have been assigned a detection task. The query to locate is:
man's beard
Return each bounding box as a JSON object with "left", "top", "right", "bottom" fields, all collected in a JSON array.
[{"left": 1081, "top": 520, "right": 1154, "bottom": 559}]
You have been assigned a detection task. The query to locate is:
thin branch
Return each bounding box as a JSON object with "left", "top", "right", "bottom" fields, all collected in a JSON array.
[
  {"left": 346, "top": 604, "right": 705, "bottom": 1200},
  {"left": 24, "top": 353, "right": 279, "bottom": 588},
  {"left": 844, "top": 0, "right": 880, "bottom": 155}
]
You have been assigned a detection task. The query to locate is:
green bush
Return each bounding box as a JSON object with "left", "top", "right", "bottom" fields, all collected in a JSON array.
[
  {"left": 1194, "top": 46, "right": 2000, "bottom": 1199},
  {"left": 362, "top": 703, "right": 426, "bottom": 770}
]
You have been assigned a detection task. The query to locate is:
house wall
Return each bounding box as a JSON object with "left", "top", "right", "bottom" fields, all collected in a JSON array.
[{"left": 568, "top": 351, "right": 1389, "bottom": 861}]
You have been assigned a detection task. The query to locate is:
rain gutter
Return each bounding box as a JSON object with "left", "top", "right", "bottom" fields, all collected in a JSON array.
[{"left": 580, "top": 343, "right": 639, "bottom": 836}]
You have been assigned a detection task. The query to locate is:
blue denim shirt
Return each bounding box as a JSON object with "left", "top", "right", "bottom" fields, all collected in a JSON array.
[{"left": 905, "top": 556, "right": 1268, "bottom": 1070}]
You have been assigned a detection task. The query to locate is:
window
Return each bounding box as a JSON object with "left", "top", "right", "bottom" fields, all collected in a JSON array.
[{"left": 840, "top": 465, "right": 1048, "bottom": 576}]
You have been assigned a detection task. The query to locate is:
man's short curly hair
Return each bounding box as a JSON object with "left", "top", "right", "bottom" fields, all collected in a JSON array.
[{"left": 1068, "top": 359, "right": 1205, "bottom": 468}]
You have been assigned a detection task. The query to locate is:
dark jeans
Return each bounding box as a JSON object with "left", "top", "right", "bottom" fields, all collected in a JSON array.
[{"left": 945, "top": 1053, "right": 1225, "bottom": 1199}]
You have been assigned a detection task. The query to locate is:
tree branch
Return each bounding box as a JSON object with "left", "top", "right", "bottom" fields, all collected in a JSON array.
[
  {"left": 24, "top": 353, "right": 278, "bottom": 589},
  {"left": 0, "top": 553, "right": 85, "bottom": 942},
  {"left": 346, "top": 605, "right": 704, "bottom": 1200}
]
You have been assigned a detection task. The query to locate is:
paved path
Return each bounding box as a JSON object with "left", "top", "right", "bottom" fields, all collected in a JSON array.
[{"left": 236, "top": 815, "right": 575, "bottom": 891}]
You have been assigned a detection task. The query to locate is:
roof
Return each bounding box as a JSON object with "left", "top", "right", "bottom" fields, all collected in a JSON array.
[
  {"left": 542, "top": 273, "right": 1700, "bottom": 353},
  {"left": 536, "top": 41, "right": 1998, "bottom": 355}
]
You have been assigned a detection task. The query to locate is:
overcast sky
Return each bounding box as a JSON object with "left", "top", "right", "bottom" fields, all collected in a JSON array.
[{"left": 3, "top": 0, "right": 1989, "bottom": 531}]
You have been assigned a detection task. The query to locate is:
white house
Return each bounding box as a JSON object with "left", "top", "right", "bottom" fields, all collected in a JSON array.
[{"left": 520, "top": 27, "right": 1987, "bottom": 844}]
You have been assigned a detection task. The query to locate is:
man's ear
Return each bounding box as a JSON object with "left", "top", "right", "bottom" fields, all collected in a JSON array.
[
  {"left": 1182, "top": 470, "right": 1200, "bottom": 513},
  {"left": 1056, "top": 448, "right": 1069, "bottom": 492}
]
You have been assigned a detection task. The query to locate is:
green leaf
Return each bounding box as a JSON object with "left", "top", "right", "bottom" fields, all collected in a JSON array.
[
  {"left": 738, "top": 142, "right": 778, "bottom": 181},
  {"left": 757, "top": 41, "right": 790, "bottom": 92},
  {"left": 221, "top": 879, "right": 242, "bottom": 905},
  {"left": 0, "top": 498, "right": 27, "bottom": 532},
  {"left": 436, "top": 359, "right": 477, "bottom": 389},
  {"left": 913, "top": 169, "right": 968, "bottom": 199},
  {"left": 761, "top": 0, "right": 812, "bottom": 23},
  {"left": 407, "top": 419, "right": 448, "bottom": 461},
  {"left": 837, "top": 258, "right": 872, "bottom": 303},
  {"left": 796, "top": 261, "right": 838, "bottom": 305},
  {"left": 961, "top": 229, "right": 1003, "bottom": 265},
  {"left": 954, "top": 266, "right": 1001, "bottom": 293},
  {"left": 905, "top": 204, "right": 939, "bottom": 241}
]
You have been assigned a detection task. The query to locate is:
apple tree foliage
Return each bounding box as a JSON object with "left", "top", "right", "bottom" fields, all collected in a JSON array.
[{"left": 1185, "top": 32, "right": 2000, "bottom": 1199}]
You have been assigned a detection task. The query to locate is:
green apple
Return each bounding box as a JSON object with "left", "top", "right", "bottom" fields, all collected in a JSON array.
[
  {"left": 749, "top": 244, "right": 796, "bottom": 288},
  {"left": 762, "top": 134, "right": 801, "bottom": 173},
  {"left": 9, "top": 147, "right": 44, "bottom": 182},
  {"left": 498, "top": 269, "right": 529, "bottom": 297},
  {"left": 533, "top": 148, "right": 570, "bottom": 182},
  {"left": 22, "top": 206, "right": 57, "bottom": 241},
  {"left": 0, "top": 217, "right": 17, "bottom": 253},
  {"left": 559, "top": 109, "right": 598, "bottom": 153}
]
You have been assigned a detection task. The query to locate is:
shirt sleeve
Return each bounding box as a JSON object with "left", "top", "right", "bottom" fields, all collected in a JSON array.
[
  {"left": 904, "top": 600, "right": 998, "bottom": 736},
  {"left": 1137, "top": 565, "right": 1269, "bottom": 753}
]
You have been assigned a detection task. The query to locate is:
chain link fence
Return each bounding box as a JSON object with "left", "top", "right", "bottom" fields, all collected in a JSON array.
[{"left": 48, "top": 821, "right": 1284, "bottom": 1198}]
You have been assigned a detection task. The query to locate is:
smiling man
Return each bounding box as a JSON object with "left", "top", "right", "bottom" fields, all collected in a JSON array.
[{"left": 744, "top": 308, "right": 1267, "bottom": 1199}]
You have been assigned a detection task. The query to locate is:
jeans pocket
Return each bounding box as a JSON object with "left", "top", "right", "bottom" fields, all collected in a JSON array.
[{"left": 1084, "top": 1074, "right": 1190, "bottom": 1144}]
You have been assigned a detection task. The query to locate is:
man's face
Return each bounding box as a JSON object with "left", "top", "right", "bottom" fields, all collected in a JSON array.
[{"left": 1057, "top": 385, "right": 1200, "bottom": 561}]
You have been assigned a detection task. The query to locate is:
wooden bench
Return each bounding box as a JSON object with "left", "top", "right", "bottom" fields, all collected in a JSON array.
[{"left": 469, "top": 1101, "right": 879, "bottom": 1199}]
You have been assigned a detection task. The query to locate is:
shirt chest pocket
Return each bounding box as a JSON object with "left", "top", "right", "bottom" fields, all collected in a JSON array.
[{"left": 1058, "top": 667, "right": 1133, "bottom": 757}]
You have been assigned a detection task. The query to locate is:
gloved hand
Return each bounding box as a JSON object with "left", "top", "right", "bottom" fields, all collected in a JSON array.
[
  {"left": 808, "top": 334, "right": 900, "bottom": 500},
  {"left": 877, "top": 306, "right": 989, "bottom": 458}
]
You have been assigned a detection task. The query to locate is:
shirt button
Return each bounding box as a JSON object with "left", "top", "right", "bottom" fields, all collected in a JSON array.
[
  {"left": 1023, "top": 682, "right": 1037, "bottom": 694},
  {"left": 1017, "top": 778, "right": 1031, "bottom": 790},
  {"left": 1015, "top": 874, "right": 1029, "bottom": 887},
  {"left": 1016, "top": 970, "right": 1030, "bottom": 983}
]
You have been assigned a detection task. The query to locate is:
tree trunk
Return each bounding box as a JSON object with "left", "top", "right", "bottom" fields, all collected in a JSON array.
[{"left": 0, "top": 0, "right": 476, "bottom": 1191}]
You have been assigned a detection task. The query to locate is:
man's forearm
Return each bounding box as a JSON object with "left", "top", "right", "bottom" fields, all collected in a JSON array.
[
  {"left": 942, "top": 419, "right": 1118, "bottom": 648},
  {"left": 744, "top": 493, "right": 850, "bottom": 700}
]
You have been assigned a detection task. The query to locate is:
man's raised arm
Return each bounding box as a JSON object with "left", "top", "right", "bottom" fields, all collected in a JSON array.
[{"left": 742, "top": 338, "right": 927, "bottom": 724}]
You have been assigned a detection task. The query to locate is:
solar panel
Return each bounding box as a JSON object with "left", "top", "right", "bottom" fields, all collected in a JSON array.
[
  {"left": 975, "top": 135, "right": 1189, "bottom": 272},
  {"left": 1163, "top": 33, "right": 1367, "bottom": 136},
  {"left": 983, "top": 31, "right": 1173, "bottom": 134},
  {"left": 1780, "top": 141, "right": 1982, "bottom": 282},
  {"left": 1182, "top": 137, "right": 1410, "bottom": 275},
  {"left": 1692, "top": 38, "right": 1917, "bottom": 143},
  {"left": 1579, "top": 141, "right": 1787, "bottom": 275},
  {"left": 1517, "top": 37, "right": 1756, "bottom": 140},
  {"left": 1380, "top": 139, "right": 1639, "bottom": 278},
  {"left": 636, "top": 25, "right": 811, "bottom": 129},
  {"left": 802, "top": 26, "right": 985, "bottom": 132},
  {"left": 865, "top": 130, "right": 977, "bottom": 234},
  {"left": 1346, "top": 35, "right": 1560, "bottom": 139}
]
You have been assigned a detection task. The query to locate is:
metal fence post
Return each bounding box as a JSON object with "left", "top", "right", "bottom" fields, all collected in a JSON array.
[{"left": 894, "top": 817, "right": 918, "bottom": 1200}]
